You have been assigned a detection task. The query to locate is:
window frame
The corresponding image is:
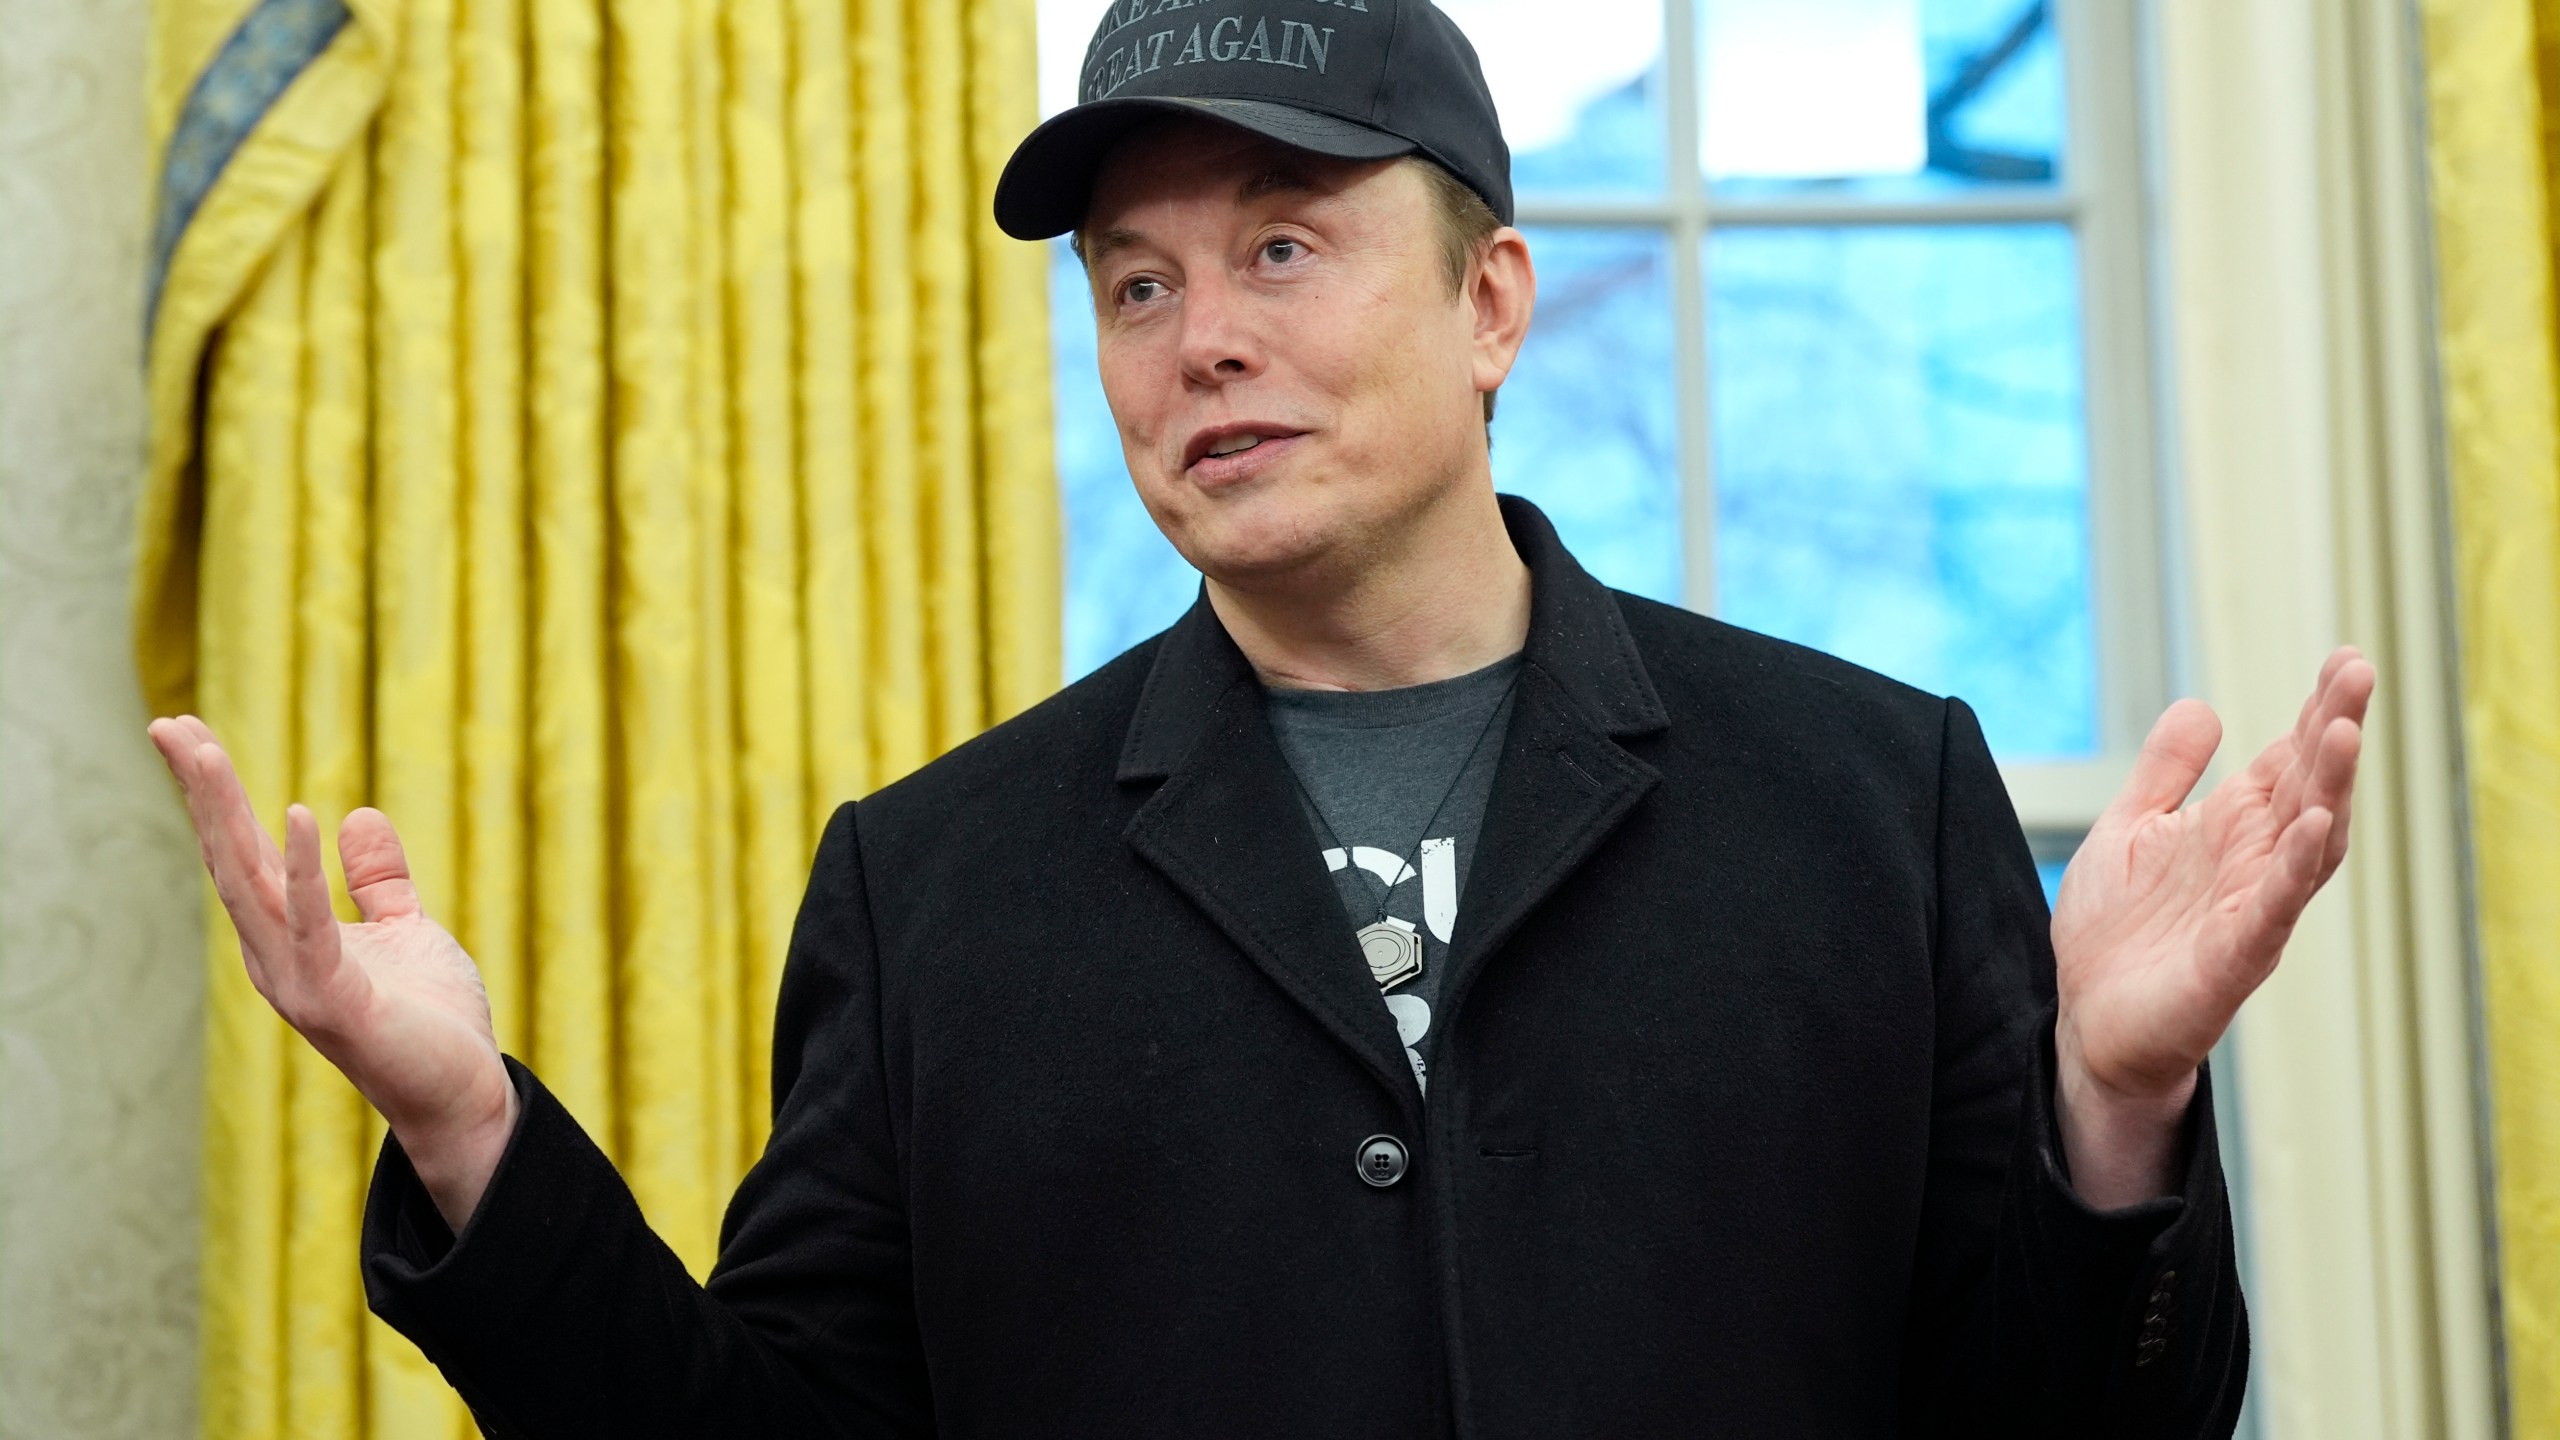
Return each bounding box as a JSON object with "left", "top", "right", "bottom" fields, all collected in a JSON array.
[{"left": 1508, "top": 0, "right": 2167, "bottom": 834}]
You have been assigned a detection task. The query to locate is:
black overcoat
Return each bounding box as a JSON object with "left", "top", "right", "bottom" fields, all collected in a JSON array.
[{"left": 363, "top": 497, "right": 2247, "bottom": 1438}]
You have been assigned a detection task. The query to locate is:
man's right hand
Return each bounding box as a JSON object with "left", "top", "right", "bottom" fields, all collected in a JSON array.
[{"left": 149, "top": 716, "right": 519, "bottom": 1231}]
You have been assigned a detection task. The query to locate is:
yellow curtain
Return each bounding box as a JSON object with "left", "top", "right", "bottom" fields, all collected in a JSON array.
[
  {"left": 2416, "top": 1, "right": 2560, "bottom": 1433},
  {"left": 135, "top": 0, "right": 1059, "bottom": 1432}
]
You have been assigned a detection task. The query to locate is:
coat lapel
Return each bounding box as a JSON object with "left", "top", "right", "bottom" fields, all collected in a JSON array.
[
  {"left": 1120, "top": 606, "right": 1419, "bottom": 1101},
  {"left": 1436, "top": 496, "right": 1672, "bottom": 1016},
  {"left": 1112, "top": 496, "right": 1672, "bottom": 1099},
  {"left": 1436, "top": 661, "right": 1660, "bottom": 1022}
]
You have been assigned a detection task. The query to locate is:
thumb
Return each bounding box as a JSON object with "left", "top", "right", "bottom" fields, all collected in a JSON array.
[
  {"left": 2108, "top": 698, "right": 2222, "bottom": 822},
  {"left": 338, "top": 808, "right": 424, "bottom": 923}
]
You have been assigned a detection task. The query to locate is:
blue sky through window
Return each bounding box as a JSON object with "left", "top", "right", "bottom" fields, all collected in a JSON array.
[
  {"left": 1049, "top": 245, "right": 1199, "bottom": 679},
  {"left": 1711, "top": 224, "right": 2096, "bottom": 758},
  {"left": 1491, "top": 228, "right": 1682, "bottom": 605}
]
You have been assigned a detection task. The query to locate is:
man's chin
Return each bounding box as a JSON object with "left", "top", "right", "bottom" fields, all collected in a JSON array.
[{"left": 1153, "top": 496, "right": 1347, "bottom": 593}]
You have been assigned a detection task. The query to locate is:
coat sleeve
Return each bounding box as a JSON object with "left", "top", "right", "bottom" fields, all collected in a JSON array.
[
  {"left": 1897, "top": 698, "right": 2249, "bottom": 1438},
  {"left": 361, "top": 802, "right": 932, "bottom": 1439}
]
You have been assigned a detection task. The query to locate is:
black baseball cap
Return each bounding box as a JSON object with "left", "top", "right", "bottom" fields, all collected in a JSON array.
[{"left": 993, "top": 0, "right": 1513, "bottom": 240}]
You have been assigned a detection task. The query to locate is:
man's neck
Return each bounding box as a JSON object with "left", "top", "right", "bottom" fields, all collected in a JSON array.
[{"left": 1205, "top": 489, "right": 1533, "bottom": 693}]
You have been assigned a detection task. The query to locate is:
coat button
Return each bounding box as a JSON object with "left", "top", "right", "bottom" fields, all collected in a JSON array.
[{"left": 1356, "top": 1134, "right": 1409, "bottom": 1188}]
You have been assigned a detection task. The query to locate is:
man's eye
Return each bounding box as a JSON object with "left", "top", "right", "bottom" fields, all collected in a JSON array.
[
  {"left": 1121, "top": 277, "right": 1165, "bottom": 304},
  {"left": 1261, "top": 238, "right": 1301, "bottom": 264}
]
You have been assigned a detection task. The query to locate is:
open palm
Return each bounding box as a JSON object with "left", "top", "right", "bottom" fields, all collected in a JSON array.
[
  {"left": 2052, "top": 648, "right": 2373, "bottom": 1103},
  {"left": 148, "top": 717, "right": 515, "bottom": 1204}
]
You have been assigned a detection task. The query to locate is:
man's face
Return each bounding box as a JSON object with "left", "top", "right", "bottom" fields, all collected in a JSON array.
[{"left": 1079, "top": 120, "right": 1522, "bottom": 592}]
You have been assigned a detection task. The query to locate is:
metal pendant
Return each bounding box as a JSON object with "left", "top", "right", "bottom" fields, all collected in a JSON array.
[{"left": 1357, "top": 919, "right": 1424, "bottom": 991}]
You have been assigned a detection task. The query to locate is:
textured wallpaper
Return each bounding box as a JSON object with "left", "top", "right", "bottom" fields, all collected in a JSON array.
[{"left": 0, "top": 0, "right": 210, "bottom": 1434}]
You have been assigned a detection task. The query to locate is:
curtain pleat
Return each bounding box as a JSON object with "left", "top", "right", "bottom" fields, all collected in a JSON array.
[
  {"left": 856, "top": 0, "right": 927, "bottom": 782},
  {"left": 139, "top": 0, "right": 1060, "bottom": 1428},
  {"left": 455, "top": 0, "right": 530, "bottom": 1067},
  {"left": 798, "top": 0, "right": 871, "bottom": 851},
  {"left": 198, "top": 218, "right": 304, "bottom": 1440},
  {"left": 964, "top": 0, "right": 1058, "bottom": 720},
  {"left": 2417, "top": 1, "right": 2560, "bottom": 1435},
  {"left": 523, "top": 0, "right": 618, "bottom": 1139},
  {"left": 295, "top": 155, "right": 378, "bottom": 1439}
]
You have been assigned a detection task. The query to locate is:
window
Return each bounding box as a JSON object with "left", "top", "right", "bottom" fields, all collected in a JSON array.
[{"left": 1038, "top": 0, "right": 2164, "bottom": 844}]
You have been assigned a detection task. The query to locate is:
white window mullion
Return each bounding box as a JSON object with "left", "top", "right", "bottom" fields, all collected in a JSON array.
[
  {"left": 1706, "top": 193, "right": 2081, "bottom": 226},
  {"left": 1513, "top": 201, "right": 1683, "bottom": 226},
  {"left": 1665, "top": 0, "right": 1718, "bottom": 615},
  {"left": 2063, "top": 0, "right": 2170, "bottom": 771}
]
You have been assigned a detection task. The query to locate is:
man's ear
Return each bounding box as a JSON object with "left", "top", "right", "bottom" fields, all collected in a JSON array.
[{"left": 1468, "top": 228, "right": 1535, "bottom": 403}]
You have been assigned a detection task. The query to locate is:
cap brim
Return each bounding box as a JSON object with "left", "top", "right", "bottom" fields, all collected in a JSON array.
[{"left": 993, "top": 97, "right": 1416, "bottom": 240}]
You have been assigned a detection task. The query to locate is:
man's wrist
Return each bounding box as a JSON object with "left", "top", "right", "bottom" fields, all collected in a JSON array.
[
  {"left": 2053, "top": 1030, "right": 2197, "bottom": 1211},
  {"left": 396, "top": 1079, "right": 522, "bottom": 1234}
]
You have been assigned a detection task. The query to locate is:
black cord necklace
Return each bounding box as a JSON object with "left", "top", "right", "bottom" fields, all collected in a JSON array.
[{"left": 1279, "top": 666, "right": 1522, "bottom": 992}]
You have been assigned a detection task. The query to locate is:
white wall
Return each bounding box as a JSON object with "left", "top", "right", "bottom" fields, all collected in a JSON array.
[{"left": 0, "top": 0, "right": 209, "bottom": 1433}]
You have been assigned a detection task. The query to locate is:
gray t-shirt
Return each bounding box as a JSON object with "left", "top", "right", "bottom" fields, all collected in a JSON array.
[{"left": 1265, "top": 654, "right": 1522, "bottom": 1094}]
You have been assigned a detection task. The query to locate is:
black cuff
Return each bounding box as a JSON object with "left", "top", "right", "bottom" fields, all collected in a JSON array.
[
  {"left": 360, "top": 1055, "right": 645, "bottom": 1349},
  {"left": 2013, "top": 1017, "right": 2245, "bottom": 1427},
  {"left": 373, "top": 1066, "right": 536, "bottom": 1271},
  {"left": 2024, "top": 1020, "right": 2228, "bottom": 1285},
  {"left": 365, "top": 1056, "right": 533, "bottom": 1277}
]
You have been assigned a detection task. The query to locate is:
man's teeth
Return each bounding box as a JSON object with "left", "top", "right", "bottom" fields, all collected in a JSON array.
[{"left": 1208, "top": 435, "right": 1263, "bottom": 458}]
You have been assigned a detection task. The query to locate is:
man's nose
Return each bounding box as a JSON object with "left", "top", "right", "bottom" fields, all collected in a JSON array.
[{"left": 1175, "top": 270, "right": 1266, "bottom": 386}]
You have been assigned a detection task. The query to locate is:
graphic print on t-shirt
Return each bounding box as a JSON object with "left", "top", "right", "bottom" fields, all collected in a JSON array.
[
  {"left": 1319, "top": 836, "right": 1462, "bottom": 1090},
  {"left": 1264, "top": 652, "right": 1520, "bottom": 1101}
]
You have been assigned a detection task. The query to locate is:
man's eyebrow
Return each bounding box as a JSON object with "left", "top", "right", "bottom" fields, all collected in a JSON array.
[
  {"left": 1237, "top": 166, "right": 1323, "bottom": 204},
  {"left": 1082, "top": 226, "right": 1146, "bottom": 264},
  {"left": 1080, "top": 167, "right": 1330, "bottom": 264}
]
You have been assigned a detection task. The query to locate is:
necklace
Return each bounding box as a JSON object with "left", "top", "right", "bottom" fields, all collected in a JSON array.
[{"left": 1280, "top": 666, "right": 1523, "bottom": 993}]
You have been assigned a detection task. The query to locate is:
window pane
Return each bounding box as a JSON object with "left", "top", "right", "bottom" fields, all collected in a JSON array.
[
  {"left": 1440, "top": 0, "right": 1666, "bottom": 198},
  {"left": 1701, "top": 0, "right": 2063, "bottom": 197},
  {"left": 1708, "top": 224, "right": 2096, "bottom": 758},
  {"left": 1497, "top": 228, "right": 1682, "bottom": 603},
  {"left": 1050, "top": 242, "right": 1199, "bottom": 680}
]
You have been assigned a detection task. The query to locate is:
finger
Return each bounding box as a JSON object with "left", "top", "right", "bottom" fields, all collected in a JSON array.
[
  {"left": 148, "top": 720, "right": 226, "bottom": 814},
  {"left": 2223, "top": 805, "right": 2336, "bottom": 989},
  {"left": 149, "top": 719, "right": 263, "bottom": 889},
  {"left": 146, "top": 716, "right": 231, "bottom": 793},
  {"left": 147, "top": 719, "right": 211, "bottom": 827},
  {"left": 2307, "top": 716, "right": 2362, "bottom": 877},
  {"left": 174, "top": 713, "right": 220, "bottom": 754},
  {"left": 146, "top": 718, "right": 195, "bottom": 783},
  {"left": 2108, "top": 698, "right": 2222, "bottom": 820},
  {"left": 2287, "top": 648, "right": 2352, "bottom": 751},
  {"left": 281, "top": 804, "right": 357, "bottom": 1016},
  {"left": 192, "top": 740, "right": 290, "bottom": 955},
  {"left": 2267, "top": 654, "right": 2377, "bottom": 820},
  {"left": 147, "top": 720, "right": 228, "bottom": 884},
  {"left": 338, "top": 808, "right": 424, "bottom": 923},
  {"left": 2324, "top": 655, "right": 2377, "bottom": 733},
  {"left": 2302, "top": 651, "right": 2373, "bottom": 738}
]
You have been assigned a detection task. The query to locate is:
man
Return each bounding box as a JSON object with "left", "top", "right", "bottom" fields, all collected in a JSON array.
[{"left": 148, "top": 0, "right": 2371, "bottom": 1432}]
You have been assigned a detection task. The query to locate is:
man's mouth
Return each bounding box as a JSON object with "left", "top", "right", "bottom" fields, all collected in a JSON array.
[{"left": 1183, "top": 425, "right": 1306, "bottom": 474}]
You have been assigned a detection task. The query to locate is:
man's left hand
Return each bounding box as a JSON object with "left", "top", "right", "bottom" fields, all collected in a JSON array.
[{"left": 2049, "top": 647, "right": 2375, "bottom": 1209}]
